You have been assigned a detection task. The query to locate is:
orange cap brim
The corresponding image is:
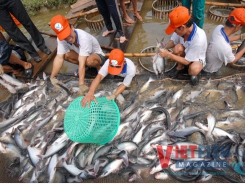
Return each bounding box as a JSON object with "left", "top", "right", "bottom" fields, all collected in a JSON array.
[
  {"left": 165, "top": 25, "right": 176, "bottom": 35},
  {"left": 108, "top": 63, "right": 124, "bottom": 75},
  {"left": 57, "top": 25, "right": 71, "bottom": 41}
]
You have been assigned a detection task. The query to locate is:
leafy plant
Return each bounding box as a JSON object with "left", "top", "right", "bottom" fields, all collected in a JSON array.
[{"left": 22, "top": 0, "right": 78, "bottom": 14}]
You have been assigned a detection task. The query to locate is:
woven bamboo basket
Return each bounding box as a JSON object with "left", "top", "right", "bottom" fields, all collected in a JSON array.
[
  {"left": 84, "top": 11, "right": 105, "bottom": 31},
  {"left": 152, "top": 0, "right": 179, "bottom": 19},
  {"left": 138, "top": 46, "right": 176, "bottom": 73},
  {"left": 230, "top": 43, "right": 245, "bottom": 69},
  {"left": 208, "top": 6, "right": 235, "bottom": 23}
]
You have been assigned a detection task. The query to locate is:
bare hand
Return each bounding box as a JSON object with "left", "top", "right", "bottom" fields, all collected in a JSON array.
[
  {"left": 78, "top": 84, "right": 89, "bottom": 96},
  {"left": 81, "top": 92, "right": 98, "bottom": 108},
  {"left": 159, "top": 49, "right": 169, "bottom": 58}
]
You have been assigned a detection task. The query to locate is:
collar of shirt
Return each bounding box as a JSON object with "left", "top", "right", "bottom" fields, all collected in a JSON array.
[
  {"left": 187, "top": 23, "right": 197, "bottom": 42},
  {"left": 220, "top": 27, "right": 230, "bottom": 44},
  {"left": 66, "top": 29, "right": 80, "bottom": 46},
  {"left": 121, "top": 61, "right": 127, "bottom": 74}
]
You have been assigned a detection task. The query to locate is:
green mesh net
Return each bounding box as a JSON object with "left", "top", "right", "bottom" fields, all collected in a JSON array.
[{"left": 64, "top": 96, "right": 120, "bottom": 145}]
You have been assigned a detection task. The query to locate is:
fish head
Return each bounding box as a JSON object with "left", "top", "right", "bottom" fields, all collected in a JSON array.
[
  {"left": 156, "top": 38, "right": 160, "bottom": 48},
  {"left": 97, "top": 171, "right": 108, "bottom": 179}
]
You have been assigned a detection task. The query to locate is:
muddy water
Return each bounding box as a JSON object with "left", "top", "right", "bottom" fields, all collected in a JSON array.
[
  {"left": 1, "top": 0, "right": 245, "bottom": 183},
  {"left": 18, "top": 0, "right": 244, "bottom": 76}
]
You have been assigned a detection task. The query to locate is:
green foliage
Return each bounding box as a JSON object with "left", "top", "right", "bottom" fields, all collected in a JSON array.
[
  {"left": 22, "top": 0, "right": 43, "bottom": 15},
  {"left": 22, "top": 0, "right": 77, "bottom": 15}
]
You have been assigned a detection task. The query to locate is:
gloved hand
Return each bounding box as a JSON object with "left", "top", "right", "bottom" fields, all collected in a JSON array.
[
  {"left": 78, "top": 84, "right": 89, "bottom": 96},
  {"left": 0, "top": 64, "right": 3, "bottom": 75},
  {"left": 241, "top": 33, "right": 245, "bottom": 40},
  {"left": 50, "top": 77, "right": 60, "bottom": 89},
  {"left": 106, "top": 94, "right": 116, "bottom": 100}
]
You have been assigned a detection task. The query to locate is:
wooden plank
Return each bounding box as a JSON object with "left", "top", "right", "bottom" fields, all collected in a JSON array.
[
  {"left": 14, "top": 36, "right": 57, "bottom": 78},
  {"left": 71, "top": 1, "right": 97, "bottom": 14},
  {"left": 66, "top": 8, "right": 98, "bottom": 20},
  {"left": 31, "top": 37, "right": 57, "bottom": 78},
  {"left": 71, "top": 0, "right": 95, "bottom": 9},
  {"left": 97, "top": 0, "right": 144, "bottom": 53},
  {"left": 113, "top": 0, "right": 144, "bottom": 51},
  {"left": 205, "top": 1, "right": 245, "bottom": 7}
]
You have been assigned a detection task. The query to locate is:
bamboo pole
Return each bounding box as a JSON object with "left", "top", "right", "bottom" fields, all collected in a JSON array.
[
  {"left": 40, "top": 31, "right": 57, "bottom": 37},
  {"left": 105, "top": 53, "right": 156, "bottom": 57},
  {"left": 205, "top": 2, "right": 245, "bottom": 7},
  {"left": 66, "top": 8, "right": 98, "bottom": 20}
]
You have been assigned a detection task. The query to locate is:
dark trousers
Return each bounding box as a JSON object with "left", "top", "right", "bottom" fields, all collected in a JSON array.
[
  {"left": 95, "top": 0, "right": 124, "bottom": 36},
  {"left": 0, "top": 0, "right": 46, "bottom": 57}
]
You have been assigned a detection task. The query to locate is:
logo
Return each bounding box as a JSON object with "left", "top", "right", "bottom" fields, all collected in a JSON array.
[
  {"left": 110, "top": 60, "right": 118, "bottom": 66},
  {"left": 54, "top": 23, "right": 63, "bottom": 32},
  {"left": 155, "top": 144, "right": 245, "bottom": 172}
]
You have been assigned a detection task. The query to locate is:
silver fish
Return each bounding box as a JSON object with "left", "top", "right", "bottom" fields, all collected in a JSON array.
[
  {"left": 14, "top": 128, "right": 28, "bottom": 149},
  {"left": 94, "top": 156, "right": 109, "bottom": 175},
  {"left": 1, "top": 73, "right": 27, "bottom": 87},
  {"left": 0, "top": 79, "right": 16, "bottom": 94},
  {"left": 149, "top": 88, "right": 166, "bottom": 101},
  {"left": 155, "top": 171, "right": 169, "bottom": 180},
  {"left": 206, "top": 113, "right": 215, "bottom": 144},
  {"left": 62, "top": 159, "right": 83, "bottom": 176},
  {"left": 18, "top": 161, "right": 34, "bottom": 182},
  {"left": 139, "top": 76, "right": 155, "bottom": 94},
  {"left": 152, "top": 53, "right": 164, "bottom": 75},
  {"left": 27, "top": 145, "right": 42, "bottom": 166},
  {"left": 171, "top": 89, "right": 184, "bottom": 105},
  {"left": 48, "top": 154, "right": 58, "bottom": 182},
  {"left": 117, "top": 141, "right": 138, "bottom": 153},
  {"left": 42, "top": 133, "right": 69, "bottom": 158},
  {"left": 195, "top": 122, "right": 239, "bottom": 144},
  {"left": 0, "top": 111, "right": 26, "bottom": 129},
  {"left": 184, "top": 89, "right": 203, "bottom": 102},
  {"left": 98, "top": 159, "right": 124, "bottom": 178},
  {"left": 132, "top": 124, "right": 147, "bottom": 144}
]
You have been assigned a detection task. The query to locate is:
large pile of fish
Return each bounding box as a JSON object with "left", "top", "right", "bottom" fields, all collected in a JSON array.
[{"left": 0, "top": 72, "right": 245, "bottom": 182}]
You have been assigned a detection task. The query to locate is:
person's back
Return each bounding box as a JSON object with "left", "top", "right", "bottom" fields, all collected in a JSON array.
[
  {"left": 204, "top": 25, "right": 234, "bottom": 73},
  {"left": 204, "top": 8, "right": 245, "bottom": 73}
]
